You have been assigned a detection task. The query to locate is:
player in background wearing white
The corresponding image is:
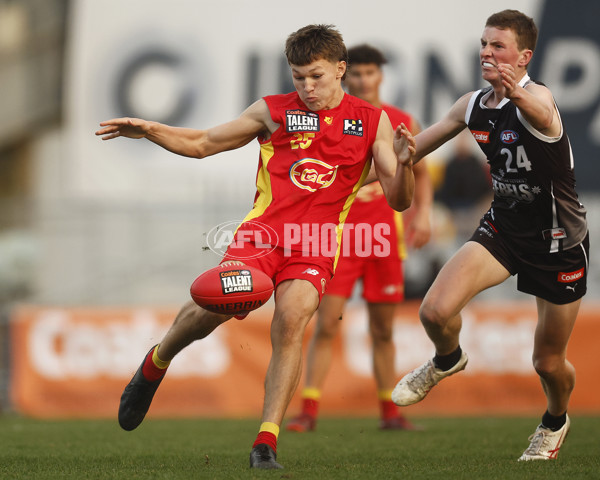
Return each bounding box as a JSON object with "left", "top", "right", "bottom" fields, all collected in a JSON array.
[
  {"left": 287, "top": 44, "right": 433, "bottom": 432},
  {"left": 392, "top": 10, "right": 588, "bottom": 461}
]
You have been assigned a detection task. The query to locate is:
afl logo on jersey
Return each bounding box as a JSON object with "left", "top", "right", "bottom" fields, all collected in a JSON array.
[
  {"left": 289, "top": 158, "right": 338, "bottom": 192},
  {"left": 501, "top": 130, "right": 519, "bottom": 144}
]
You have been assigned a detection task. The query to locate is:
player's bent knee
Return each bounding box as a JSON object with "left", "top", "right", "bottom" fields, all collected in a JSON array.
[
  {"left": 419, "top": 301, "right": 449, "bottom": 329},
  {"left": 532, "top": 355, "right": 567, "bottom": 378}
]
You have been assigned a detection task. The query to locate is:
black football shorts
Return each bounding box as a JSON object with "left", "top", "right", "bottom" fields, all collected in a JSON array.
[{"left": 469, "top": 217, "right": 589, "bottom": 305}]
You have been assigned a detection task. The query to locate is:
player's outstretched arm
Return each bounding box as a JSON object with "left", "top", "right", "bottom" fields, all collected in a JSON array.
[
  {"left": 95, "top": 99, "right": 275, "bottom": 159},
  {"left": 413, "top": 92, "right": 472, "bottom": 162},
  {"left": 371, "top": 112, "right": 415, "bottom": 212}
]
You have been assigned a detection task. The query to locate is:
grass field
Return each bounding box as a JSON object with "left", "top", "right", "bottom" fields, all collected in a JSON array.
[{"left": 0, "top": 415, "right": 598, "bottom": 479}]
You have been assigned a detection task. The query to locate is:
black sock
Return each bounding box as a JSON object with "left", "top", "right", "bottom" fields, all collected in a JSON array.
[
  {"left": 433, "top": 346, "right": 462, "bottom": 371},
  {"left": 541, "top": 410, "right": 567, "bottom": 431}
]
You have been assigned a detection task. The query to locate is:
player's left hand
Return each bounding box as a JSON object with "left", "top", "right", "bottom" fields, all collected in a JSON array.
[
  {"left": 497, "top": 63, "right": 518, "bottom": 98},
  {"left": 393, "top": 123, "right": 416, "bottom": 166}
]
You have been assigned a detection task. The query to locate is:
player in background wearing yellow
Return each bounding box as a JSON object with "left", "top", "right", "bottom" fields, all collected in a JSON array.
[
  {"left": 287, "top": 45, "right": 433, "bottom": 432},
  {"left": 96, "top": 25, "right": 415, "bottom": 470},
  {"left": 392, "top": 10, "right": 588, "bottom": 461}
]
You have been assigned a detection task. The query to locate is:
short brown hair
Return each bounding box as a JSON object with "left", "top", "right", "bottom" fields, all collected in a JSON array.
[
  {"left": 285, "top": 24, "right": 348, "bottom": 66},
  {"left": 348, "top": 44, "right": 387, "bottom": 67},
  {"left": 486, "top": 9, "right": 538, "bottom": 52}
]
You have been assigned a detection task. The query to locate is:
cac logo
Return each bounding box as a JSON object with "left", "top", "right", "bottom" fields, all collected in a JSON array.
[
  {"left": 289, "top": 158, "right": 338, "bottom": 192},
  {"left": 501, "top": 130, "right": 519, "bottom": 144}
]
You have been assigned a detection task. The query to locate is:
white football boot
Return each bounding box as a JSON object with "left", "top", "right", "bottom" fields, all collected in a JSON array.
[
  {"left": 392, "top": 352, "right": 468, "bottom": 406},
  {"left": 518, "top": 415, "right": 570, "bottom": 461}
]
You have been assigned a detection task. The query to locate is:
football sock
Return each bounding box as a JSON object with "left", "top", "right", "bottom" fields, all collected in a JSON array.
[
  {"left": 378, "top": 390, "right": 399, "bottom": 420},
  {"left": 433, "top": 346, "right": 462, "bottom": 371},
  {"left": 253, "top": 422, "right": 279, "bottom": 452},
  {"left": 141, "top": 345, "right": 170, "bottom": 382},
  {"left": 300, "top": 387, "right": 321, "bottom": 418},
  {"left": 541, "top": 410, "right": 567, "bottom": 431}
]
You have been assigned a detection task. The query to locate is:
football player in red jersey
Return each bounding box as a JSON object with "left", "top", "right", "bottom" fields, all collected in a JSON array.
[
  {"left": 391, "top": 10, "right": 588, "bottom": 461},
  {"left": 96, "top": 25, "right": 415, "bottom": 470},
  {"left": 287, "top": 44, "right": 433, "bottom": 433}
]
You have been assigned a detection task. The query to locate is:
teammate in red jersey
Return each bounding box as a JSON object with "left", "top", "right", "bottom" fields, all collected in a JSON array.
[
  {"left": 391, "top": 10, "right": 588, "bottom": 461},
  {"left": 95, "top": 25, "right": 415, "bottom": 470},
  {"left": 287, "top": 44, "right": 433, "bottom": 433}
]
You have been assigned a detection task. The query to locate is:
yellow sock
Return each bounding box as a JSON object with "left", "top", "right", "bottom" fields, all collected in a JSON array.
[
  {"left": 152, "top": 345, "right": 170, "bottom": 369},
  {"left": 378, "top": 389, "right": 394, "bottom": 401},
  {"left": 302, "top": 387, "right": 321, "bottom": 400},
  {"left": 259, "top": 422, "right": 280, "bottom": 438}
]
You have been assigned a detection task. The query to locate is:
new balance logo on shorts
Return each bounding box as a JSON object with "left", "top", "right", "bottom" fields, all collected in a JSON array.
[{"left": 302, "top": 268, "right": 320, "bottom": 276}]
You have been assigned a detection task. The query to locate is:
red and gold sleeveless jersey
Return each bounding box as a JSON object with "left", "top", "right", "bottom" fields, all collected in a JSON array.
[
  {"left": 238, "top": 92, "right": 382, "bottom": 262},
  {"left": 347, "top": 104, "right": 413, "bottom": 259}
]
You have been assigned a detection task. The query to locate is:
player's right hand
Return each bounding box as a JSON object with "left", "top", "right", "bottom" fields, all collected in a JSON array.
[
  {"left": 393, "top": 123, "right": 416, "bottom": 166},
  {"left": 95, "top": 117, "right": 151, "bottom": 140}
]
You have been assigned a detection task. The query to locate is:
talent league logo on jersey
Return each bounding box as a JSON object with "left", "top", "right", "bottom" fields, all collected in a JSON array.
[
  {"left": 343, "top": 119, "right": 363, "bottom": 136},
  {"left": 501, "top": 130, "right": 519, "bottom": 144},
  {"left": 289, "top": 158, "right": 338, "bottom": 192},
  {"left": 286, "top": 109, "right": 320, "bottom": 132},
  {"left": 472, "top": 130, "right": 490, "bottom": 143},
  {"left": 220, "top": 269, "right": 254, "bottom": 294}
]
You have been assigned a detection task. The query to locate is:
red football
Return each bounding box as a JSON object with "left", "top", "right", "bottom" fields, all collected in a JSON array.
[{"left": 190, "top": 264, "right": 274, "bottom": 315}]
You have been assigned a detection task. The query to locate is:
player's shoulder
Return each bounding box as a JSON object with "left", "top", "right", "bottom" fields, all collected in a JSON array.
[
  {"left": 344, "top": 93, "right": 381, "bottom": 113},
  {"left": 263, "top": 92, "right": 301, "bottom": 109},
  {"left": 381, "top": 103, "right": 413, "bottom": 128}
]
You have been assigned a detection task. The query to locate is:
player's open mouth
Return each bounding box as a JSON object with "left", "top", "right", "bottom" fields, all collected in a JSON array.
[{"left": 482, "top": 61, "right": 496, "bottom": 68}]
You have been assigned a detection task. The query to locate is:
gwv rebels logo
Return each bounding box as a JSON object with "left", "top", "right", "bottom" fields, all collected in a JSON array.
[
  {"left": 557, "top": 267, "right": 584, "bottom": 283},
  {"left": 220, "top": 270, "right": 253, "bottom": 294},
  {"left": 343, "top": 119, "right": 363, "bottom": 136},
  {"left": 286, "top": 110, "right": 320, "bottom": 132},
  {"left": 290, "top": 158, "right": 338, "bottom": 192}
]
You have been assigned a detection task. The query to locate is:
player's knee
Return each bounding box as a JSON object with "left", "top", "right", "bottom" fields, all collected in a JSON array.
[
  {"left": 314, "top": 314, "right": 340, "bottom": 340},
  {"left": 369, "top": 322, "right": 393, "bottom": 343},
  {"left": 532, "top": 354, "right": 565, "bottom": 379},
  {"left": 271, "top": 311, "right": 308, "bottom": 347},
  {"left": 419, "top": 301, "right": 448, "bottom": 329}
]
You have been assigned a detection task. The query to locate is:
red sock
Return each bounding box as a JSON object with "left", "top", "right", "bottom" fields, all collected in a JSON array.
[
  {"left": 141, "top": 346, "right": 169, "bottom": 381},
  {"left": 253, "top": 431, "right": 277, "bottom": 453},
  {"left": 302, "top": 397, "right": 320, "bottom": 418},
  {"left": 380, "top": 399, "right": 399, "bottom": 421}
]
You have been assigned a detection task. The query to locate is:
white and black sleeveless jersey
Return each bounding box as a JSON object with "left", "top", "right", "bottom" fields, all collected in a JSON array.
[{"left": 465, "top": 74, "right": 587, "bottom": 254}]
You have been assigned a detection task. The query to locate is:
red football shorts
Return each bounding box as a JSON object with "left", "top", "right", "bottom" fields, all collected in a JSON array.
[
  {"left": 221, "top": 241, "right": 334, "bottom": 301},
  {"left": 326, "top": 254, "right": 404, "bottom": 303}
]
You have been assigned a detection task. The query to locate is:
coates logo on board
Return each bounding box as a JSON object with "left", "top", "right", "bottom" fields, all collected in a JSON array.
[
  {"left": 501, "top": 130, "right": 519, "bottom": 144},
  {"left": 557, "top": 267, "right": 584, "bottom": 283},
  {"left": 205, "top": 220, "right": 279, "bottom": 259},
  {"left": 289, "top": 158, "right": 338, "bottom": 192},
  {"left": 472, "top": 130, "right": 490, "bottom": 143}
]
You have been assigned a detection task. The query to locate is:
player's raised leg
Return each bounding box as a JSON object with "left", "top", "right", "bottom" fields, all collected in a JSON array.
[
  {"left": 392, "top": 242, "right": 510, "bottom": 406},
  {"left": 250, "top": 279, "right": 320, "bottom": 469},
  {"left": 518, "top": 297, "right": 579, "bottom": 461},
  {"left": 118, "top": 301, "right": 231, "bottom": 431}
]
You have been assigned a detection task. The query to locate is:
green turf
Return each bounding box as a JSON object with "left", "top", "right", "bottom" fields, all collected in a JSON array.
[{"left": 0, "top": 416, "right": 598, "bottom": 479}]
